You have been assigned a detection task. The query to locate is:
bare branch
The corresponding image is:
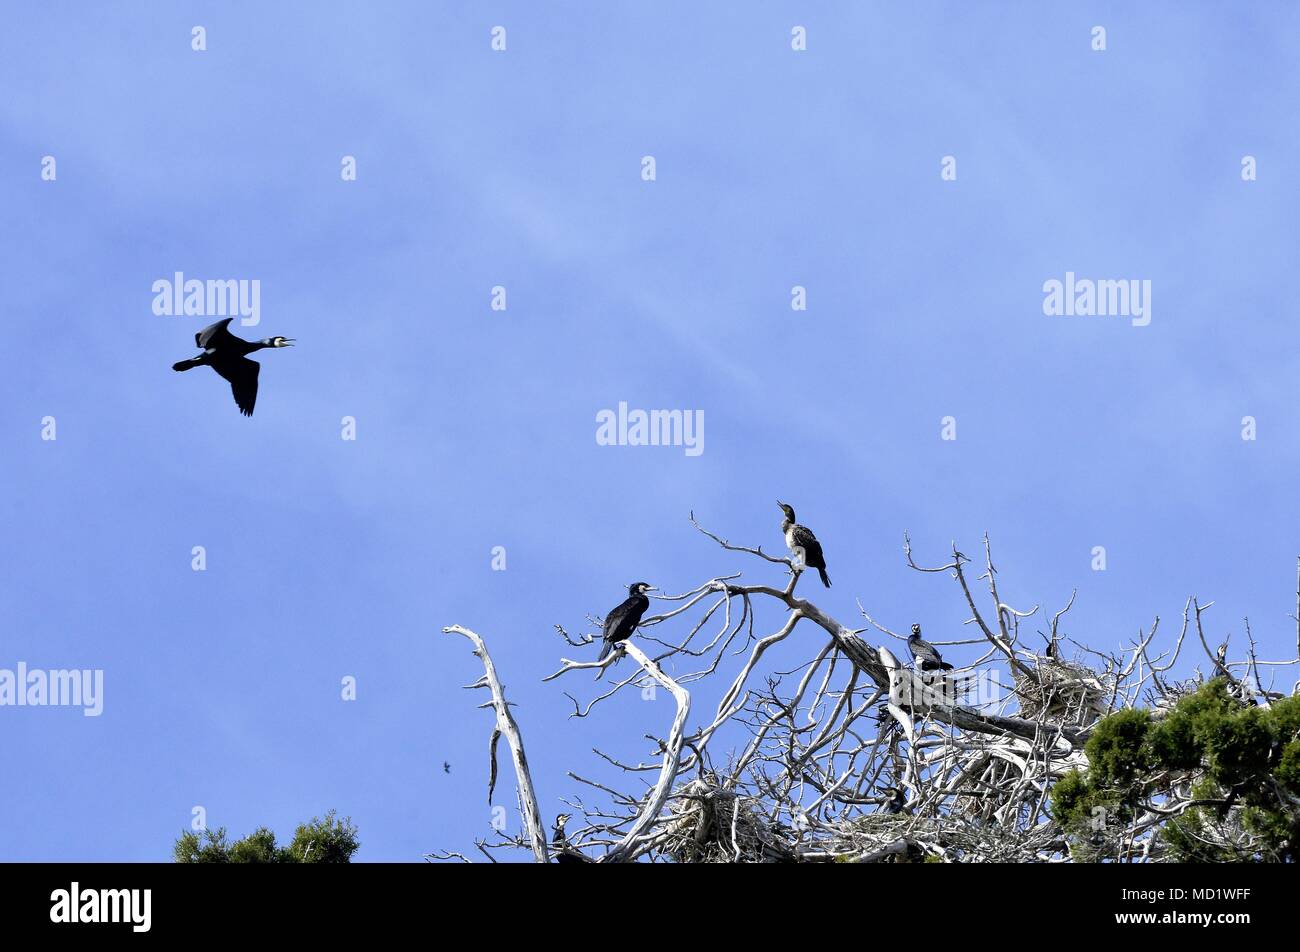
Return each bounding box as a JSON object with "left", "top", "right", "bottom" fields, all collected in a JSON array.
[{"left": 442, "top": 625, "right": 550, "bottom": 864}]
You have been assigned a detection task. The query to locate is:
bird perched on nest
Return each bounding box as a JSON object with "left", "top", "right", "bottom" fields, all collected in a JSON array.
[
  {"left": 595, "top": 582, "right": 656, "bottom": 676},
  {"left": 908, "top": 623, "right": 953, "bottom": 671},
  {"left": 551, "top": 813, "right": 592, "bottom": 864},
  {"left": 879, "top": 786, "right": 907, "bottom": 815},
  {"left": 777, "top": 501, "right": 831, "bottom": 587},
  {"left": 172, "top": 317, "right": 294, "bottom": 416}
]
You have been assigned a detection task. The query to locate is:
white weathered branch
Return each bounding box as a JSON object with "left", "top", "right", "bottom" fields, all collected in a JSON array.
[
  {"left": 443, "top": 625, "right": 550, "bottom": 864},
  {"left": 602, "top": 639, "right": 691, "bottom": 863}
]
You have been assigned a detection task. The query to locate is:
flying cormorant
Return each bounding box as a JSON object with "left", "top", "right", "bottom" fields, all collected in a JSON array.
[
  {"left": 907, "top": 623, "right": 953, "bottom": 671},
  {"left": 595, "top": 582, "right": 656, "bottom": 673},
  {"left": 172, "top": 317, "right": 294, "bottom": 416},
  {"left": 777, "top": 501, "right": 831, "bottom": 587}
]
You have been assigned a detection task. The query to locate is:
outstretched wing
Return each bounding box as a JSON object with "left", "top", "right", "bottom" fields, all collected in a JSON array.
[
  {"left": 196, "top": 317, "right": 237, "bottom": 349},
  {"left": 211, "top": 356, "right": 260, "bottom": 416}
]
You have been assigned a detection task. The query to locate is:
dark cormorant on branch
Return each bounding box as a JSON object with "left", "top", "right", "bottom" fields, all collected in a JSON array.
[
  {"left": 172, "top": 317, "right": 294, "bottom": 416},
  {"left": 908, "top": 623, "right": 953, "bottom": 671},
  {"left": 552, "top": 813, "right": 592, "bottom": 864},
  {"left": 777, "top": 501, "right": 830, "bottom": 587},
  {"left": 595, "top": 582, "right": 655, "bottom": 674}
]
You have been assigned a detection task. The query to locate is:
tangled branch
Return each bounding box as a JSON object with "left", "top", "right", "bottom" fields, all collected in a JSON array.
[{"left": 438, "top": 516, "right": 1300, "bottom": 862}]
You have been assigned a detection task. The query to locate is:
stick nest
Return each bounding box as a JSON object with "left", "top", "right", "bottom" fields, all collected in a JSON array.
[{"left": 1014, "top": 654, "right": 1112, "bottom": 728}]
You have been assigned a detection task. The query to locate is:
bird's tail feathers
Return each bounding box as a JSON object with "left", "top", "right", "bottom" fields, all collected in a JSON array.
[
  {"left": 818, "top": 567, "right": 831, "bottom": 587},
  {"left": 595, "top": 640, "right": 612, "bottom": 679}
]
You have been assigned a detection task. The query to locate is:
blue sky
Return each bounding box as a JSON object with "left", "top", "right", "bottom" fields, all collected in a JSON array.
[{"left": 2, "top": 2, "right": 1298, "bottom": 860}]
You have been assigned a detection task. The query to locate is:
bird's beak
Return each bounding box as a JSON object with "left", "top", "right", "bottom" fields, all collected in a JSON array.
[
  {"left": 776, "top": 500, "right": 785, "bottom": 509},
  {"left": 645, "top": 586, "right": 658, "bottom": 592},
  {"left": 283, "top": 339, "right": 296, "bottom": 346}
]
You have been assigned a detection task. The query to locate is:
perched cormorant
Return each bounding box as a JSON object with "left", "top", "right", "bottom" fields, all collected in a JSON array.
[
  {"left": 595, "top": 582, "right": 656, "bottom": 673},
  {"left": 551, "top": 813, "right": 592, "bottom": 864},
  {"left": 907, "top": 623, "right": 953, "bottom": 672},
  {"left": 1216, "top": 641, "right": 1229, "bottom": 666},
  {"left": 172, "top": 317, "right": 294, "bottom": 416},
  {"left": 777, "top": 501, "right": 830, "bottom": 587},
  {"left": 880, "top": 786, "right": 907, "bottom": 815}
]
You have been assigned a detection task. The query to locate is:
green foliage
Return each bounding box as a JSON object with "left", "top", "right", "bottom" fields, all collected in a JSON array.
[
  {"left": 1050, "top": 769, "right": 1087, "bottom": 822},
  {"left": 1083, "top": 708, "right": 1152, "bottom": 788},
  {"left": 1268, "top": 693, "right": 1300, "bottom": 740},
  {"left": 1277, "top": 739, "right": 1300, "bottom": 793},
  {"left": 1204, "top": 706, "right": 1272, "bottom": 791},
  {"left": 1050, "top": 767, "right": 1130, "bottom": 850},
  {"left": 282, "top": 811, "right": 361, "bottom": 863},
  {"left": 1159, "top": 807, "right": 1216, "bottom": 861},
  {"left": 172, "top": 827, "right": 231, "bottom": 863},
  {"left": 227, "top": 827, "right": 280, "bottom": 863},
  {"left": 173, "top": 811, "right": 359, "bottom": 863},
  {"left": 1049, "top": 679, "right": 1300, "bottom": 862}
]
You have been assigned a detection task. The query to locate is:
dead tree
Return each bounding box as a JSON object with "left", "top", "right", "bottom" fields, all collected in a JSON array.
[
  {"left": 441, "top": 625, "right": 549, "bottom": 863},
  {"left": 435, "top": 515, "right": 1300, "bottom": 863}
]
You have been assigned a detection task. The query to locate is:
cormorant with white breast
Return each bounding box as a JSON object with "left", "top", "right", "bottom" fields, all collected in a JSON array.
[
  {"left": 595, "top": 582, "right": 656, "bottom": 674},
  {"left": 551, "top": 813, "right": 592, "bottom": 864},
  {"left": 172, "top": 317, "right": 294, "bottom": 416},
  {"left": 777, "top": 501, "right": 831, "bottom": 587},
  {"left": 907, "top": 623, "right": 953, "bottom": 671}
]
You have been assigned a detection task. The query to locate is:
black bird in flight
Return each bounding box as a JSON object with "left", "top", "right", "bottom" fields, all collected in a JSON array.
[
  {"left": 596, "top": 582, "right": 656, "bottom": 674},
  {"left": 551, "top": 813, "right": 592, "bottom": 864},
  {"left": 172, "top": 317, "right": 294, "bottom": 416},
  {"left": 777, "top": 501, "right": 830, "bottom": 587},
  {"left": 907, "top": 623, "right": 953, "bottom": 672},
  {"left": 443, "top": 761, "right": 451, "bottom": 774}
]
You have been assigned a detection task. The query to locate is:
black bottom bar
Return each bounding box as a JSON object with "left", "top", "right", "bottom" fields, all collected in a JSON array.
[{"left": 0, "top": 861, "right": 1275, "bottom": 937}]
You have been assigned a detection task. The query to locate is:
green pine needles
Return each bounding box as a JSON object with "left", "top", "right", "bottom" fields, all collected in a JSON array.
[
  {"left": 1052, "top": 680, "right": 1300, "bottom": 862},
  {"left": 173, "top": 810, "right": 359, "bottom": 863}
]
